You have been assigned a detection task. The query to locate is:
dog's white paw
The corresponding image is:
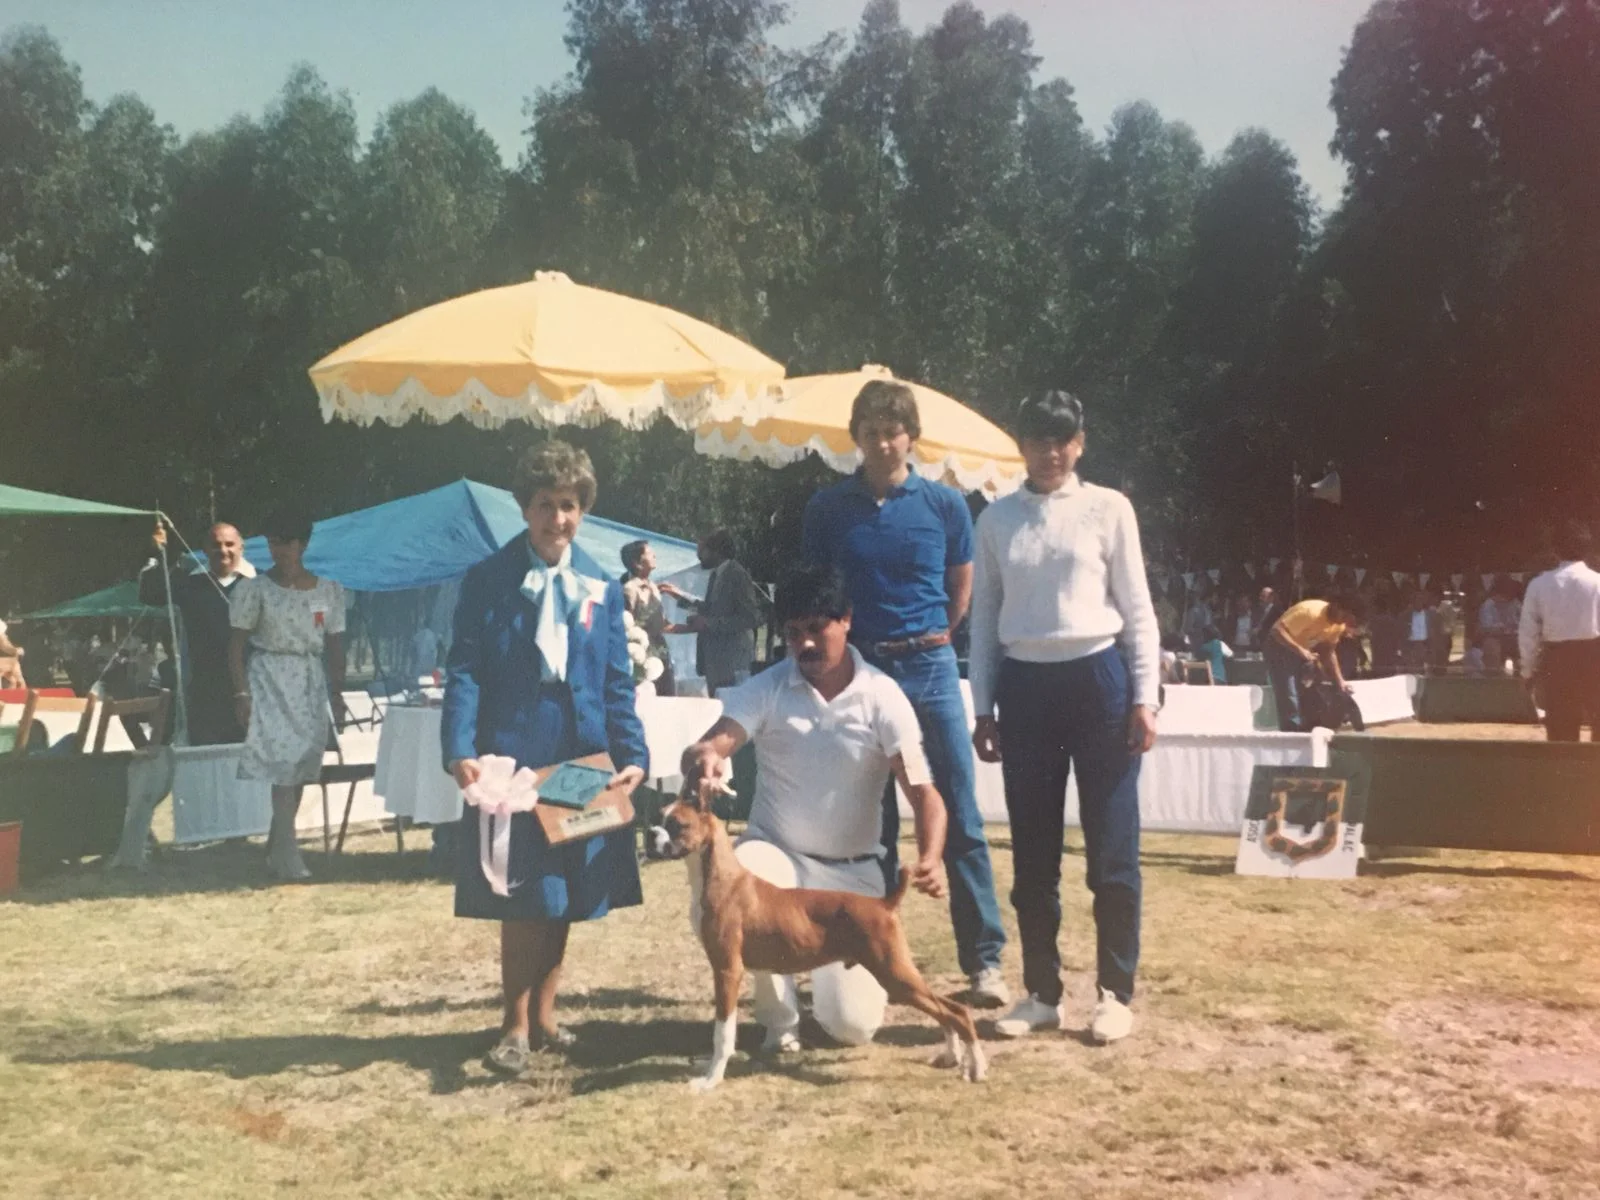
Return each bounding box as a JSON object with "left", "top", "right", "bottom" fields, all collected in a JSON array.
[
  {"left": 962, "top": 1042, "right": 988, "bottom": 1083},
  {"left": 688, "top": 1075, "right": 722, "bottom": 1093}
]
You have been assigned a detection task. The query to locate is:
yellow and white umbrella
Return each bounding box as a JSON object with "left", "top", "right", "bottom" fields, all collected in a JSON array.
[
  {"left": 694, "top": 364, "right": 1025, "bottom": 496},
  {"left": 311, "top": 271, "right": 784, "bottom": 430}
]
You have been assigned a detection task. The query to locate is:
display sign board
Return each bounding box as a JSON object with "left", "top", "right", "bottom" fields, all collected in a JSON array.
[{"left": 1236, "top": 765, "right": 1368, "bottom": 879}]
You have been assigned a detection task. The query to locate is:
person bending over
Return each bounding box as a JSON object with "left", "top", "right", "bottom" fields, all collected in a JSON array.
[{"left": 1265, "top": 592, "right": 1367, "bottom": 732}]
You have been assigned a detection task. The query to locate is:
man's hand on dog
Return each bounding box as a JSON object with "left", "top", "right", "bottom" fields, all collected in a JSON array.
[
  {"left": 911, "top": 855, "right": 947, "bottom": 899},
  {"left": 680, "top": 743, "right": 723, "bottom": 790}
]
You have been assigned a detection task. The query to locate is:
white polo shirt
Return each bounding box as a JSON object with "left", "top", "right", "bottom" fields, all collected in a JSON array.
[{"left": 717, "top": 647, "right": 929, "bottom": 861}]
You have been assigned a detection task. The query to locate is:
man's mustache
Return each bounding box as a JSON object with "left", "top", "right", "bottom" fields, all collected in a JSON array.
[{"left": 796, "top": 650, "right": 825, "bottom": 662}]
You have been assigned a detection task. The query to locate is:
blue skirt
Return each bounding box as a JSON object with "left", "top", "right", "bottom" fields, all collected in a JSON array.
[{"left": 453, "top": 684, "right": 643, "bottom": 923}]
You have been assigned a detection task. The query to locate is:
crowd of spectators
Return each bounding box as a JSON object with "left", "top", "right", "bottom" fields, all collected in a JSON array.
[{"left": 1152, "top": 569, "right": 1533, "bottom": 682}]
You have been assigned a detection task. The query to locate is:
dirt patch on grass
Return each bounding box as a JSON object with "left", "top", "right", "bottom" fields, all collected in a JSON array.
[
  {"left": 1386, "top": 995, "right": 1600, "bottom": 1093},
  {"left": 1208, "top": 1164, "right": 1389, "bottom": 1200}
]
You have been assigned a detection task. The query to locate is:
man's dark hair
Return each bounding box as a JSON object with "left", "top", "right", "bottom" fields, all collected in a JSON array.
[
  {"left": 1556, "top": 521, "right": 1593, "bottom": 563},
  {"left": 1014, "top": 390, "right": 1085, "bottom": 444},
  {"left": 262, "top": 505, "right": 314, "bottom": 545},
  {"left": 1329, "top": 591, "right": 1368, "bottom": 624},
  {"left": 701, "top": 528, "right": 737, "bottom": 562},
  {"left": 620, "top": 540, "right": 649, "bottom": 574},
  {"left": 848, "top": 378, "right": 921, "bottom": 442},
  {"left": 775, "top": 565, "right": 852, "bottom": 625}
]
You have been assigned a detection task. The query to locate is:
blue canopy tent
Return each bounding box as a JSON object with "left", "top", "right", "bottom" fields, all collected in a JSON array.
[
  {"left": 229, "top": 479, "right": 699, "bottom": 588},
  {"left": 209, "top": 479, "right": 698, "bottom": 689}
]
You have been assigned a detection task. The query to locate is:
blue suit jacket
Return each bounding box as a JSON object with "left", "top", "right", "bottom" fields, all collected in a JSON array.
[{"left": 441, "top": 536, "right": 649, "bottom": 776}]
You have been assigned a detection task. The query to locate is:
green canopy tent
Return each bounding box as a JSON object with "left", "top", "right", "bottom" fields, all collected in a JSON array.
[
  {"left": 0, "top": 483, "right": 153, "bottom": 519},
  {"left": 1, "top": 483, "right": 181, "bottom": 732},
  {"left": 21, "top": 581, "right": 161, "bottom": 622}
]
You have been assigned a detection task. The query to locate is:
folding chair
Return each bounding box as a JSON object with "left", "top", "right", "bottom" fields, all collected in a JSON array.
[
  {"left": 13, "top": 691, "right": 100, "bottom": 757},
  {"left": 93, "top": 691, "right": 171, "bottom": 753},
  {"left": 1180, "top": 660, "right": 1216, "bottom": 686},
  {"left": 321, "top": 725, "right": 377, "bottom": 855}
]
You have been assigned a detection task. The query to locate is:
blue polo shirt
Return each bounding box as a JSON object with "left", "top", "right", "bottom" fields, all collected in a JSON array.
[{"left": 801, "top": 468, "right": 973, "bottom": 643}]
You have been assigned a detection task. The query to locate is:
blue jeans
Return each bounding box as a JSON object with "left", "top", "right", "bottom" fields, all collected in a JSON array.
[
  {"left": 997, "top": 649, "right": 1142, "bottom": 1004},
  {"left": 1265, "top": 638, "right": 1306, "bottom": 732},
  {"left": 864, "top": 643, "right": 1006, "bottom": 976}
]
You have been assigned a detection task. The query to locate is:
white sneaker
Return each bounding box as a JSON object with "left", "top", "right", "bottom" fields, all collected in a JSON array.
[
  {"left": 968, "top": 967, "right": 1011, "bottom": 1009},
  {"left": 994, "top": 994, "right": 1063, "bottom": 1039},
  {"left": 1089, "top": 987, "right": 1133, "bottom": 1044},
  {"left": 760, "top": 1028, "right": 800, "bottom": 1055}
]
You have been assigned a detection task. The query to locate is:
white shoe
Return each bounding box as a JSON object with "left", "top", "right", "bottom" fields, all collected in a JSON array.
[
  {"left": 760, "top": 1028, "right": 801, "bottom": 1055},
  {"left": 267, "top": 833, "right": 312, "bottom": 881},
  {"left": 993, "top": 994, "right": 1063, "bottom": 1039},
  {"left": 1089, "top": 987, "right": 1133, "bottom": 1044},
  {"left": 968, "top": 967, "right": 1011, "bottom": 1009}
]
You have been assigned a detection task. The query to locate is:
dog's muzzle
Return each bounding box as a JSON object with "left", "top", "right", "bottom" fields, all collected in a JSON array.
[{"left": 647, "top": 823, "right": 691, "bottom": 860}]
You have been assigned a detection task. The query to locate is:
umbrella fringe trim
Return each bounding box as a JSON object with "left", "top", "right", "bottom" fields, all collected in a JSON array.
[
  {"left": 692, "top": 426, "right": 1024, "bottom": 497},
  {"left": 317, "top": 376, "right": 778, "bottom": 432}
]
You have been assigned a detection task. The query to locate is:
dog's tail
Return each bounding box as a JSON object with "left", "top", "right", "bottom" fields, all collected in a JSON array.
[{"left": 885, "top": 867, "right": 911, "bottom": 910}]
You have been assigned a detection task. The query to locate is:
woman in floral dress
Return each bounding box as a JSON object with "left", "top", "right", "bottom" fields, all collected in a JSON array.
[{"left": 228, "top": 507, "right": 346, "bottom": 881}]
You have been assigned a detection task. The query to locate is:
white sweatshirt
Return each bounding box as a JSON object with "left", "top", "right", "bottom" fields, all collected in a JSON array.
[{"left": 969, "top": 475, "right": 1161, "bottom": 715}]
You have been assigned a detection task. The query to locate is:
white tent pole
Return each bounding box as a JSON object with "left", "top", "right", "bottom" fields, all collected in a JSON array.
[{"left": 155, "top": 510, "right": 187, "bottom": 742}]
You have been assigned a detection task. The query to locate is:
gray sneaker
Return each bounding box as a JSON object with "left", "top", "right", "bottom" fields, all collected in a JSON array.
[{"left": 968, "top": 967, "right": 1011, "bottom": 1009}]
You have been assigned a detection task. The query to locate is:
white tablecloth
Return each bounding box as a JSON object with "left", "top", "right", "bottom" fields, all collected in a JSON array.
[
  {"left": 1348, "top": 674, "right": 1419, "bottom": 725},
  {"left": 926, "top": 680, "right": 1326, "bottom": 833},
  {"left": 169, "top": 730, "right": 384, "bottom": 845},
  {"left": 1158, "top": 684, "right": 1264, "bottom": 733},
  {"left": 367, "top": 681, "right": 1327, "bottom": 838},
  {"left": 374, "top": 695, "right": 726, "bottom": 825},
  {"left": 374, "top": 705, "right": 460, "bottom": 824}
]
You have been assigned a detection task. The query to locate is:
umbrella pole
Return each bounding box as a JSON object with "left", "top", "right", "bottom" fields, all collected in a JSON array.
[{"left": 155, "top": 511, "right": 188, "bottom": 743}]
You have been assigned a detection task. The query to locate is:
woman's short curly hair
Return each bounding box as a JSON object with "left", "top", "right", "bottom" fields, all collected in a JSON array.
[{"left": 511, "top": 440, "right": 597, "bottom": 511}]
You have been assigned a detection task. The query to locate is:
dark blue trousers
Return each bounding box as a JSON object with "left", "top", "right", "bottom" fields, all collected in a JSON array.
[{"left": 997, "top": 648, "right": 1142, "bottom": 1005}]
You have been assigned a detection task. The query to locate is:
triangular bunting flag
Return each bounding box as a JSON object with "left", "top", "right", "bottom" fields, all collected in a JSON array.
[
  {"left": 1512, "top": 572, "right": 1526, "bottom": 583},
  {"left": 1268, "top": 558, "right": 1281, "bottom": 574},
  {"left": 1182, "top": 572, "right": 1196, "bottom": 588},
  {"left": 1207, "top": 568, "right": 1221, "bottom": 584},
  {"left": 1482, "top": 574, "right": 1495, "bottom": 591},
  {"left": 1419, "top": 573, "right": 1431, "bottom": 588},
  {"left": 1392, "top": 571, "right": 1407, "bottom": 587},
  {"left": 1355, "top": 568, "right": 1367, "bottom": 585},
  {"left": 1451, "top": 574, "right": 1464, "bottom": 590},
  {"left": 1244, "top": 563, "right": 1256, "bottom": 579},
  {"left": 1323, "top": 564, "right": 1337, "bottom": 579}
]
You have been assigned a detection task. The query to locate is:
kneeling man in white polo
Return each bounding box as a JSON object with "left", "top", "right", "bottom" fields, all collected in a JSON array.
[{"left": 681, "top": 564, "right": 950, "bottom": 1051}]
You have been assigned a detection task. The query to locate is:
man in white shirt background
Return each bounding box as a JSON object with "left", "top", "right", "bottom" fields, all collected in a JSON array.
[
  {"left": 680, "top": 564, "right": 949, "bottom": 1052},
  {"left": 969, "top": 391, "right": 1160, "bottom": 1045},
  {"left": 1519, "top": 523, "right": 1600, "bottom": 742}
]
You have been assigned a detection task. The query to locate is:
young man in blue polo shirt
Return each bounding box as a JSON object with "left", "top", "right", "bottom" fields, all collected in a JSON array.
[{"left": 801, "top": 379, "right": 1009, "bottom": 1008}]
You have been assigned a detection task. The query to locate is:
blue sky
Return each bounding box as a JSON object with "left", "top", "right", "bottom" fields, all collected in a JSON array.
[{"left": 0, "top": 0, "right": 1372, "bottom": 206}]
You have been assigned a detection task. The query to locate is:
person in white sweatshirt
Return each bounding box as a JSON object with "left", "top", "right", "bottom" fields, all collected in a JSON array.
[{"left": 969, "top": 390, "right": 1160, "bottom": 1045}]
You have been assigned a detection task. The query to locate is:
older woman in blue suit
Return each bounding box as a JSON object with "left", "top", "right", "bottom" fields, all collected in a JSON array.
[{"left": 443, "top": 441, "right": 648, "bottom": 1074}]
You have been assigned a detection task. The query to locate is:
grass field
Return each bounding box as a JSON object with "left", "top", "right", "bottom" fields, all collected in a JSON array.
[{"left": 3, "top": 814, "right": 1599, "bottom": 1200}]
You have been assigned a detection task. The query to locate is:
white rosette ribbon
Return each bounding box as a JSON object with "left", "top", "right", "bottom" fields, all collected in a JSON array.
[{"left": 461, "top": 754, "right": 541, "bottom": 897}]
